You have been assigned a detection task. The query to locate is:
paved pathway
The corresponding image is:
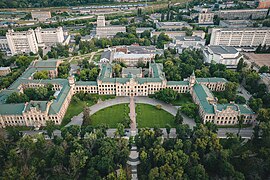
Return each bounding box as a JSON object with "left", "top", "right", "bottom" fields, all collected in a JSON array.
[
  {"left": 237, "top": 85, "right": 252, "bottom": 101},
  {"left": 129, "top": 96, "right": 137, "bottom": 136}
]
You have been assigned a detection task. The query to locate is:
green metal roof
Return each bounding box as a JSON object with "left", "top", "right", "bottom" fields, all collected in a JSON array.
[
  {"left": 167, "top": 81, "right": 189, "bottom": 85},
  {"left": 49, "top": 84, "right": 71, "bottom": 115},
  {"left": 34, "top": 60, "right": 58, "bottom": 68},
  {"left": 216, "top": 103, "right": 254, "bottom": 114},
  {"left": 193, "top": 84, "right": 214, "bottom": 114},
  {"left": 238, "top": 104, "right": 254, "bottom": 114},
  {"left": 25, "top": 101, "right": 48, "bottom": 112},
  {"left": 0, "top": 104, "right": 25, "bottom": 115},
  {"left": 216, "top": 104, "right": 238, "bottom": 111},
  {"left": 75, "top": 81, "right": 98, "bottom": 86},
  {"left": 197, "top": 77, "right": 227, "bottom": 83},
  {"left": 150, "top": 63, "right": 164, "bottom": 78}
]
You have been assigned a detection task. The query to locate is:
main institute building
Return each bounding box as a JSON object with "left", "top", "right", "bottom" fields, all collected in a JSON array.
[{"left": 0, "top": 58, "right": 256, "bottom": 128}]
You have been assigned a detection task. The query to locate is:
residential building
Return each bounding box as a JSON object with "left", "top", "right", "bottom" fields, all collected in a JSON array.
[
  {"left": 216, "top": 9, "right": 269, "bottom": 20},
  {"left": 258, "top": 0, "right": 270, "bottom": 9},
  {"left": 0, "top": 67, "right": 11, "bottom": 76},
  {"left": 96, "top": 15, "right": 126, "bottom": 38},
  {"left": 151, "top": 31, "right": 186, "bottom": 38},
  {"left": 136, "top": 27, "right": 154, "bottom": 35},
  {"left": 165, "top": 36, "right": 206, "bottom": 53},
  {"left": 210, "top": 27, "right": 270, "bottom": 47},
  {"left": 97, "top": 15, "right": 106, "bottom": 27},
  {"left": 35, "top": 27, "right": 65, "bottom": 46},
  {"left": 219, "top": 20, "right": 253, "bottom": 28},
  {"left": 198, "top": 12, "right": 214, "bottom": 25},
  {"left": 155, "top": 21, "right": 192, "bottom": 30},
  {"left": 31, "top": 11, "right": 51, "bottom": 21},
  {"left": 192, "top": 31, "right": 206, "bottom": 39},
  {"left": 6, "top": 29, "right": 38, "bottom": 56},
  {"left": 203, "top": 45, "right": 243, "bottom": 68},
  {"left": 0, "top": 36, "right": 9, "bottom": 51}
]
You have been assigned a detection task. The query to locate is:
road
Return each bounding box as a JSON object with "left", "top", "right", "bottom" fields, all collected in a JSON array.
[
  {"left": 237, "top": 85, "right": 252, "bottom": 101},
  {"left": 106, "top": 128, "right": 253, "bottom": 139}
]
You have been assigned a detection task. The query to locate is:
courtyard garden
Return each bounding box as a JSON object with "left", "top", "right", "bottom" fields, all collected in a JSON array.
[
  {"left": 85, "top": 104, "right": 130, "bottom": 128},
  {"left": 61, "top": 93, "right": 115, "bottom": 127},
  {"left": 136, "top": 104, "right": 175, "bottom": 128}
]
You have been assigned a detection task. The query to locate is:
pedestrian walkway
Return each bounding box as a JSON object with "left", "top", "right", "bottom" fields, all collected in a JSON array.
[
  {"left": 127, "top": 145, "right": 140, "bottom": 180},
  {"left": 128, "top": 96, "right": 139, "bottom": 180},
  {"left": 129, "top": 96, "right": 137, "bottom": 136}
]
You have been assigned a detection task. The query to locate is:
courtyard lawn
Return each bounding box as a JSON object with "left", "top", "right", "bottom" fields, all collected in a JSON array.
[
  {"left": 171, "top": 93, "right": 193, "bottom": 106},
  {"left": 61, "top": 94, "right": 115, "bottom": 127},
  {"left": 86, "top": 104, "right": 129, "bottom": 128},
  {"left": 92, "top": 51, "right": 102, "bottom": 62},
  {"left": 136, "top": 104, "right": 175, "bottom": 128}
]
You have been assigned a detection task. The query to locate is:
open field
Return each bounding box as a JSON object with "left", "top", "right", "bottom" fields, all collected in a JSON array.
[
  {"left": 87, "top": 104, "right": 129, "bottom": 128},
  {"left": 136, "top": 104, "right": 175, "bottom": 128}
]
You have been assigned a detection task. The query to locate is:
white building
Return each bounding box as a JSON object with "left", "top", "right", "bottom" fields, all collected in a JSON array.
[
  {"left": 165, "top": 36, "right": 206, "bottom": 53},
  {"left": 35, "top": 27, "right": 65, "bottom": 46},
  {"left": 96, "top": 15, "right": 126, "bottom": 38},
  {"left": 203, "top": 45, "right": 243, "bottom": 68},
  {"left": 198, "top": 12, "right": 214, "bottom": 25},
  {"left": 6, "top": 29, "right": 38, "bottom": 56},
  {"left": 0, "top": 36, "right": 9, "bottom": 51},
  {"left": 155, "top": 21, "right": 193, "bottom": 30},
  {"left": 0, "top": 67, "right": 11, "bottom": 76},
  {"left": 97, "top": 15, "right": 106, "bottom": 27},
  {"left": 151, "top": 31, "right": 186, "bottom": 38},
  {"left": 192, "top": 31, "right": 206, "bottom": 39},
  {"left": 31, "top": 11, "right": 51, "bottom": 21},
  {"left": 219, "top": 20, "right": 253, "bottom": 28},
  {"left": 210, "top": 27, "right": 270, "bottom": 47},
  {"left": 216, "top": 9, "right": 269, "bottom": 20}
]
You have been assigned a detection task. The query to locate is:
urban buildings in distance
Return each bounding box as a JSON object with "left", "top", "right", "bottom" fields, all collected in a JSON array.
[
  {"left": 5, "top": 27, "right": 70, "bottom": 56},
  {"left": 96, "top": 15, "right": 126, "bottom": 38}
]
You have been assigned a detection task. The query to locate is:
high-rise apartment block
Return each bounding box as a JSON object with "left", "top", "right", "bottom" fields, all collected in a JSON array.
[
  {"left": 198, "top": 12, "right": 214, "bottom": 24},
  {"left": 6, "top": 29, "right": 38, "bottom": 56},
  {"left": 35, "top": 27, "right": 65, "bottom": 46},
  {"left": 210, "top": 28, "right": 270, "bottom": 47}
]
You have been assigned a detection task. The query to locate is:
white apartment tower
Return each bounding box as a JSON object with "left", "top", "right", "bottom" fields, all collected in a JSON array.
[
  {"left": 35, "top": 27, "right": 65, "bottom": 46},
  {"left": 198, "top": 12, "right": 214, "bottom": 24},
  {"left": 210, "top": 28, "right": 270, "bottom": 47},
  {"left": 97, "top": 16, "right": 106, "bottom": 27},
  {"left": 6, "top": 29, "right": 38, "bottom": 56}
]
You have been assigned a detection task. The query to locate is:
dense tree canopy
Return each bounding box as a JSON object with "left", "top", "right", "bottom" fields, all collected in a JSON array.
[
  {"left": 0, "top": 125, "right": 130, "bottom": 179},
  {"left": 0, "top": 0, "right": 115, "bottom": 8}
]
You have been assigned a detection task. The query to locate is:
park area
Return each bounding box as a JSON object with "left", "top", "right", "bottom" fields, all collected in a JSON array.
[
  {"left": 61, "top": 94, "right": 115, "bottom": 127},
  {"left": 85, "top": 104, "right": 129, "bottom": 128},
  {"left": 136, "top": 104, "right": 175, "bottom": 128}
]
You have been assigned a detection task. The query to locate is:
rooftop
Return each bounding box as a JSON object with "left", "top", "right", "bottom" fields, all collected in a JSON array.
[{"left": 208, "top": 45, "right": 238, "bottom": 55}]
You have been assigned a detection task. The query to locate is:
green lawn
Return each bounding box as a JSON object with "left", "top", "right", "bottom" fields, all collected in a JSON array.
[
  {"left": 171, "top": 93, "right": 193, "bottom": 106},
  {"left": 92, "top": 52, "right": 102, "bottom": 62},
  {"left": 61, "top": 94, "right": 115, "bottom": 127},
  {"left": 86, "top": 104, "right": 129, "bottom": 128},
  {"left": 136, "top": 104, "right": 175, "bottom": 128}
]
